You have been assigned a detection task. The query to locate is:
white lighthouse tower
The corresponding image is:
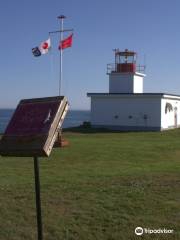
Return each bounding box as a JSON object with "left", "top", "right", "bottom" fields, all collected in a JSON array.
[
  {"left": 87, "top": 49, "right": 180, "bottom": 131},
  {"left": 108, "top": 49, "right": 145, "bottom": 94}
]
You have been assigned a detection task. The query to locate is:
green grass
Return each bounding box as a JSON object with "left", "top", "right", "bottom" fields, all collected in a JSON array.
[{"left": 0, "top": 129, "right": 180, "bottom": 239}]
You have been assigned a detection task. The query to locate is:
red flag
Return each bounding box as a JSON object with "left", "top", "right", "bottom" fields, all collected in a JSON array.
[{"left": 59, "top": 34, "right": 73, "bottom": 50}]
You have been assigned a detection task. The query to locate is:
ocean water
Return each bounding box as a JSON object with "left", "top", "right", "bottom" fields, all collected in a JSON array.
[{"left": 0, "top": 109, "right": 90, "bottom": 133}]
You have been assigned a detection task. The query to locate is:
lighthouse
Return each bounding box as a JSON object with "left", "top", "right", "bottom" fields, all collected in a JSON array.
[
  {"left": 108, "top": 49, "right": 145, "bottom": 94},
  {"left": 87, "top": 49, "right": 180, "bottom": 131}
]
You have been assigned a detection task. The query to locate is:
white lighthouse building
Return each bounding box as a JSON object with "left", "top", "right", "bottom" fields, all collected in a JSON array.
[{"left": 87, "top": 49, "right": 180, "bottom": 131}]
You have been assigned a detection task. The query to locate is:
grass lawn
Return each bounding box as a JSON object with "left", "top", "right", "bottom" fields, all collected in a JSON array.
[{"left": 0, "top": 128, "right": 180, "bottom": 239}]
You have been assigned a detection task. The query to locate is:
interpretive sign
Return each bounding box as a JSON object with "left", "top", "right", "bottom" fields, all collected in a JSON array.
[{"left": 0, "top": 96, "right": 68, "bottom": 157}]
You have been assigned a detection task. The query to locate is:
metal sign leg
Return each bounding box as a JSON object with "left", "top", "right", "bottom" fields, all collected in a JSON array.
[{"left": 34, "top": 156, "right": 43, "bottom": 240}]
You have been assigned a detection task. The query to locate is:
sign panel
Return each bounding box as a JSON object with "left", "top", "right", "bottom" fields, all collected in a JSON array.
[{"left": 0, "top": 96, "right": 68, "bottom": 157}]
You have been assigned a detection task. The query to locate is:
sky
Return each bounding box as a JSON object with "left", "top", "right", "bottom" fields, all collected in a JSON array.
[{"left": 0, "top": 0, "right": 180, "bottom": 110}]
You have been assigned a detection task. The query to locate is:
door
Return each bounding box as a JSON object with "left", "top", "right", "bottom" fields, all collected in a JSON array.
[{"left": 174, "top": 107, "right": 178, "bottom": 128}]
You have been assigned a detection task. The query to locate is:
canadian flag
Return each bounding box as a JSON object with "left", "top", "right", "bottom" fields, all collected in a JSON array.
[{"left": 39, "top": 38, "right": 51, "bottom": 54}]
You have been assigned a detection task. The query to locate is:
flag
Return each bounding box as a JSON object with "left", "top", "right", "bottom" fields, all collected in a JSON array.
[
  {"left": 59, "top": 34, "right": 73, "bottom": 50},
  {"left": 39, "top": 38, "right": 51, "bottom": 54},
  {"left": 32, "top": 47, "right": 41, "bottom": 57},
  {"left": 32, "top": 38, "right": 51, "bottom": 57}
]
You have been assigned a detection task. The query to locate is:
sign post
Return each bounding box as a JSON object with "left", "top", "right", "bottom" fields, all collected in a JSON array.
[
  {"left": 0, "top": 96, "right": 69, "bottom": 240},
  {"left": 34, "top": 156, "right": 43, "bottom": 240}
]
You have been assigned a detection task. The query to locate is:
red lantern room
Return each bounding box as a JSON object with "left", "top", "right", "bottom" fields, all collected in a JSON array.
[
  {"left": 115, "top": 49, "right": 136, "bottom": 73},
  {"left": 107, "top": 49, "right": 145, "bottom": 74},
  {"left": 107, "top": 49, "right": 137, "bottom": 74}
]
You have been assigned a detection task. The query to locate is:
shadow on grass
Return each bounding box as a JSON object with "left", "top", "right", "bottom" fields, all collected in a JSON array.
[
  {"left": 62, "top": 126, "right": 144, "bottom": 134},
  {"left": 63, "top": 126, "right": 113, "bottom": 134}
]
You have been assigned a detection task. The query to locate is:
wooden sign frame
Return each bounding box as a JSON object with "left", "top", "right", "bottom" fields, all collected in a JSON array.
[{"left": 0, "top": 96, "right": 69, "bottom": 157}]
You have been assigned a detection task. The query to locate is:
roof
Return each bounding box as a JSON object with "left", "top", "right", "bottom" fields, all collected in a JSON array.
[{"left": 87, "top": 92, "right": 180, "bottom": 99}]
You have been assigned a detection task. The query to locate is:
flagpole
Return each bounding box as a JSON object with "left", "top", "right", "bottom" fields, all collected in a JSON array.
[{"left": 58, "top": 15, "right": 66, "bottom": 96}]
